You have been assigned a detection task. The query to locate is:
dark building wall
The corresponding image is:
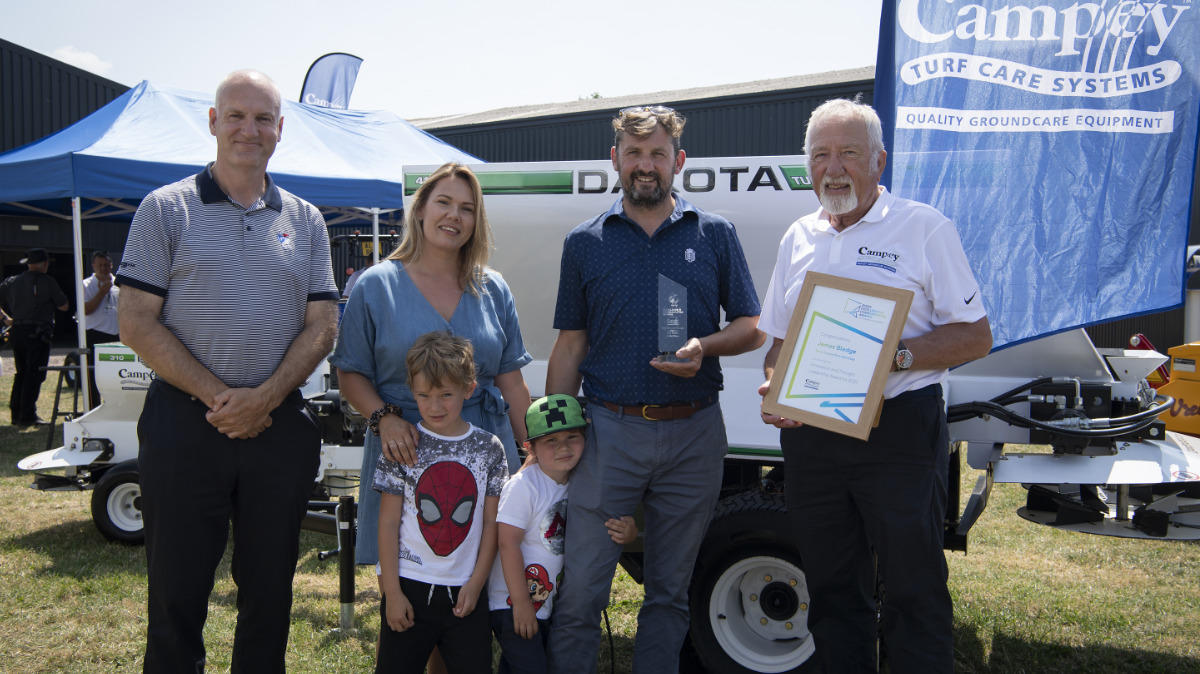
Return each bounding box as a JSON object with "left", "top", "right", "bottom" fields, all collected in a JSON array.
[
  {"left": 427, "top": 76, "right": 1198, "bottom": 351},
  {"left": 1, "top": 38, "right": 129, "bottom": 154},
  {"left": 426, "top": 79, "right": 874, "bottom": 162}
]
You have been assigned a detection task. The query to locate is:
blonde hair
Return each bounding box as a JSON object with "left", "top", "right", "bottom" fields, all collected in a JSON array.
[
  {"left": 389, "top": 163, "right": 491, "bottom": 295},
  {"left": 612, "top": 105, "right": 686, "bottom": 153},
  {"left": 405, "top": 331, "right": 476, "bottom": 390}
]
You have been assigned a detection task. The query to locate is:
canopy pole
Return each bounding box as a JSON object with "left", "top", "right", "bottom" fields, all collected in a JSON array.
[
  {"left": 72, "top": 197, "right": 91, "bottom": 411},
  {"left": 371, "top": 208, "right": 380, "bottom": 265}
]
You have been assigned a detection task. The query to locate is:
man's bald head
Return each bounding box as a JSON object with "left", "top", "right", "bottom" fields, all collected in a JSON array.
[{"left": 214, "top": 70, "right": 281, "bottom": 116}]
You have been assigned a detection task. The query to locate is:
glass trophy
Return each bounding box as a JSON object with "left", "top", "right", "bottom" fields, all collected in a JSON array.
[{"left": 658, "top": 274, "right": 688, "bottom": 362}]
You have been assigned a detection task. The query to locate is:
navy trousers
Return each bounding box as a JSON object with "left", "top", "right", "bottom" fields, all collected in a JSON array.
[
  {"left": 139, "top": 380, "right": 319, "bottom": 673},
  {"left": 782, "top": 384, "right": 953, "bottom": 674}
]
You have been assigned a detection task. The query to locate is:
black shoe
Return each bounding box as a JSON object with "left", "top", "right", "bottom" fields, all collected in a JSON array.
[{"left": 14, "top": 416, "right": 49, "bottom": 427}]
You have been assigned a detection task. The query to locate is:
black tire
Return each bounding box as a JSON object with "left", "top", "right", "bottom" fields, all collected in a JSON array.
[
  {"left": 62, "top": 352, "right": 80, "bottom": 389},
  {"left": 90, "top": 460, "right": 144, "bottom": 544},
  {"left": 687, "top": 490, "right": 814, "bottom": 673}
]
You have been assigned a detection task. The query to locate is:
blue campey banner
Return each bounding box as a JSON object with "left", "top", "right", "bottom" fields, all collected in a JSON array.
[
  {"left": 875, "top": 0, "right": 1200, "bottom": 348},
  {"left": 301, "top": 52, "right": 364, "bottom": 109}
]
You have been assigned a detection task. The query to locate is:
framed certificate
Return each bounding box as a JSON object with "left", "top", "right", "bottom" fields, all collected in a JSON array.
[{"left": 762, "top": 272, "right": 913, "bottom": 440}]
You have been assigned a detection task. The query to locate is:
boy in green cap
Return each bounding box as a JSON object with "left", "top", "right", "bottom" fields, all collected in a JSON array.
[{"left": 486, "top": 395, "right": 635, "bottom": 673}]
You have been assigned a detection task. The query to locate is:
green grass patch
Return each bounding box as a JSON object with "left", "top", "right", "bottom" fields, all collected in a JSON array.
[{"left": 1, "top": 363, "right": 1198, "bottom": 671}]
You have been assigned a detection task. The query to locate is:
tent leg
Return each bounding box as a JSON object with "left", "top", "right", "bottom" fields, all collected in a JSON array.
[{"left": 71, "top": 197, "right": 91, "bottom": 411}]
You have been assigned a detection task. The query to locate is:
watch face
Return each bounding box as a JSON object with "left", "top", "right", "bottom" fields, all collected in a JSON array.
[{"left": 896, "top": 349, "right": 914, "bottom": 370}]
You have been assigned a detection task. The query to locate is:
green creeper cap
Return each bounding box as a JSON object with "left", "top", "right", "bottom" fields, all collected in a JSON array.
[{"left": 526, "top": 394, "right": 587, "bottom": 442}]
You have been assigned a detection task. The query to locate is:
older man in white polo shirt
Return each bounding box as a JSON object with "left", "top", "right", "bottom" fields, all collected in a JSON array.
[{"left": 758, "top": 98, "right": 992, "bottom": 673}]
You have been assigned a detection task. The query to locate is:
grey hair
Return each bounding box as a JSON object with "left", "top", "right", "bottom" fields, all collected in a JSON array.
[{"left": 804, "top": 97, "right": 886, "bottom": 161}]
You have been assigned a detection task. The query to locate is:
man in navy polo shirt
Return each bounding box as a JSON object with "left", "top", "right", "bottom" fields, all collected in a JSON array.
[
  {"left": 546, "top": 105, "right": 763, "bottom": 673},
  {"left": 117, "top": 70, "right": 339, "bottom": 673}
]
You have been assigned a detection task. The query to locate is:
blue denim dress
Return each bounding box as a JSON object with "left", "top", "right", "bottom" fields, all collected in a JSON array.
[{"left": 329, "top": 260, "right": 531, "bottom": 564}]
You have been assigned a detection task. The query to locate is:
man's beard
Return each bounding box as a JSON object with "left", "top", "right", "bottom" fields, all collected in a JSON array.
[
  {"left": 625, "top": 171, "right": 670, "bottom": 208},
  {"left": 818, "top": 179, "right": 858, "bottom": 216}
]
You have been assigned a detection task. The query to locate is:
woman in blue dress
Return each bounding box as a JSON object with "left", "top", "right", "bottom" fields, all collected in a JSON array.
[{"left": 330, "top": 162, "right": 533, "bottom": 565}]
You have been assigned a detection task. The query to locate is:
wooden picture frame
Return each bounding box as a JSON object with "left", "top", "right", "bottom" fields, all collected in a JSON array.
[{"left": 762, "top": 271, "right": 913, "bottom": 440}]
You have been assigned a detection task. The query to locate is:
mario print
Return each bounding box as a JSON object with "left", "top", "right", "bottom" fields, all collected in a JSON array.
[
  {"left": 415, "top": 461, "right": 477, "bottom": 556},
  {"left": 507, "top": 563, "right": 555, "bottom": 611}
]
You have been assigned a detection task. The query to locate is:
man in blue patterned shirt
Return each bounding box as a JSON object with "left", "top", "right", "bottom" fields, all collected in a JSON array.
[{"left": 546, "top": 105, "right": 763, "bottom": 673}]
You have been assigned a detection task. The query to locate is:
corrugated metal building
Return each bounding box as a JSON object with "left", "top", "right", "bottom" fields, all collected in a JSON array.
[
  {"left": 418, "top": 67, "right": 1198, "bottom": 351},
  {"left": 1, "top": 38, "right": 129, "bottom": 154},
  {"left": 418, "top": 67, "right": 875, "bottom": 161},
  {"left": 1, "top": 38, "right": 130, "bottom": 338}
]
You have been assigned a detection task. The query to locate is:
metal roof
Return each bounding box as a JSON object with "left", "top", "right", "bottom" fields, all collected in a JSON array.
[{"left": 414, "top": 66, "right": 876, "bottom": 130}]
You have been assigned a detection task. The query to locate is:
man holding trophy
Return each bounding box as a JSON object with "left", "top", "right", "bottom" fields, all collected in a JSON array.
[{"left": 545, "top": 105, "right": 763, "bottom": 673}]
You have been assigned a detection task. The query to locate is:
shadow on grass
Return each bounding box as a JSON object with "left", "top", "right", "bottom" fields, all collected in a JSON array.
[
  {"left": 592, "top": 631, "right": 637, "bottom": 673},
  {"left": 6, "top": 518, "right": 145, "bottom": 576},
  {"left": 954, "top": 625, "right": 1200, "bottom": 673}
]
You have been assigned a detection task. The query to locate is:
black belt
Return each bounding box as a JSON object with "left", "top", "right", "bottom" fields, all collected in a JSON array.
[{"left": 594, "top": 395, "right": 717, "bottom": 421}]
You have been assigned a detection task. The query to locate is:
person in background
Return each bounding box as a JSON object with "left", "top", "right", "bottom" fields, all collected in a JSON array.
[
  {"left": 1, "top": 247, "right": 68, "bottom": 426},
  {"left": 82, "top": 249, "right": 119, "bottom": 407}
]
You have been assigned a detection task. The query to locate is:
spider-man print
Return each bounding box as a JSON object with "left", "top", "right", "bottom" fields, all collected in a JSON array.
[{"left": 416, "top": 461, "right": 477, "bottom": 556}]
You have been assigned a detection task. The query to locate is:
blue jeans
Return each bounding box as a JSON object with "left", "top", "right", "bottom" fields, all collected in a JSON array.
[
  {"left": 548, "top": 402, "right": 726, "bottom": 674},
  {"left": 491, "top": 609, "right": 550, "bottom": 674}
]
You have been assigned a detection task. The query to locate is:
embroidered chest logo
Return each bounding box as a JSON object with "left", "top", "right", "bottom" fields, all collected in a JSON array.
[
  {"left": 855, "top": 246, "right": 900, "bottom": 273},
  {"left": 277, "top": 232, "right": 293, "bottom": 249},
  {"left": 684, "top": 248, "right": 696, "bottom": 263}
]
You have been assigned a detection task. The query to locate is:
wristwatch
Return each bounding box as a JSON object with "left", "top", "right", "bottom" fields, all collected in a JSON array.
[{"left": 894, "top": 341, "right": 914, "bottom": 371}]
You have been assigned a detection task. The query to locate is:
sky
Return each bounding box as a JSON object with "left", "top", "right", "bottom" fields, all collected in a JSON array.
[{"left": 2, "top": 0, "right": 881, "bottom": 120}]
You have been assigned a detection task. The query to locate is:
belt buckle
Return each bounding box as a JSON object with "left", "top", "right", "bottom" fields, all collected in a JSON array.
[{"left": 641, "top": 404, "right": 662, "bottom": 421}]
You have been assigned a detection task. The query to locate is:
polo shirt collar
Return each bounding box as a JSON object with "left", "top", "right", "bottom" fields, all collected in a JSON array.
[
  {"left": 813, "top": 186, "right": 893, "bottom": 235},
  {"left": 603, "top": 193, "right": 697, "bottom": 232},
  {"left": 197, "top": 163, "right": 283, "bottom": 212}
]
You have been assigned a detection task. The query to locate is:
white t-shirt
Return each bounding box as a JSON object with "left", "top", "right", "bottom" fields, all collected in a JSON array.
[
  {"left": 760, "top": 187, "right": 987, "bottom": 398},
  {"left": 373, "top": 423, "right": 508, "bottom": 586},
  {"left": 486, "top": 464, "right": 568, "bottom": 620},
  {"left": 82, "top": 274, "right": 119, "bottom": 335}
]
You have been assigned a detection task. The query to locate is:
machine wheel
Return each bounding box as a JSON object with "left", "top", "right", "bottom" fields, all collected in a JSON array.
[
  {"left": 62, "top": 351, "right": 80, "bottom": 389},
  {"left": 687, "top": 490, "right": 813, "bottom": 673},
  {"left": 90, "top": 461, "right": 144, "bottom": 544}
]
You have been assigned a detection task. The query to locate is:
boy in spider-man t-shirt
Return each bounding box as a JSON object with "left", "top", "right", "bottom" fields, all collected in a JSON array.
[{"left": 373, "top": 331, "right": 509, "bottom": 673}]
